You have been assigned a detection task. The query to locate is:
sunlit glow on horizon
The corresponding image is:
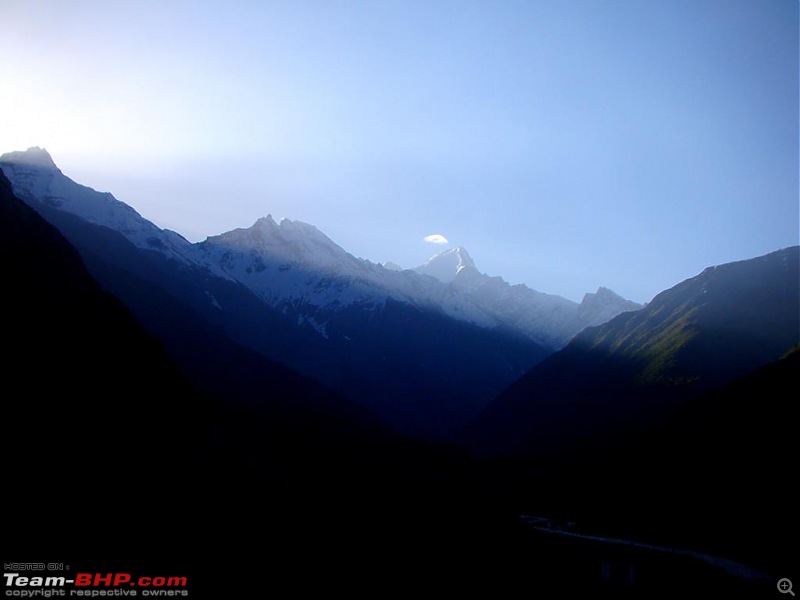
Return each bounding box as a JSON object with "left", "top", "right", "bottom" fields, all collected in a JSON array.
[{"left": 1, "top": 1, "right": 796, "bottom": 304}]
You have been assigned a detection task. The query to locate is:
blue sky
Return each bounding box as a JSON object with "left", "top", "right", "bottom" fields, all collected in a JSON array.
[{"left": 1, "top": 0, "right": 797, "bottom": 303}]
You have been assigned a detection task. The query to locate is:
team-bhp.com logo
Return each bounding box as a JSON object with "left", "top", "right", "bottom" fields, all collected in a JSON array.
[{"left": 4, "top": 572, "right": 188, "bottom": 597}]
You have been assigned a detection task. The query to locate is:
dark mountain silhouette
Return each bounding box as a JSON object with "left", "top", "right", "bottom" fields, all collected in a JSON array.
[
  {"left": 0, "top": 167, "right": 541, "bottom": 590},
  {"left": 513, "top": 347, "right": 799, "bottom": 577},
  {"left": 27, "top": 195, "right": 547, "bottom": 439},
  {"left": 3, "top": 148, "right": 795, "bottom": 593},
  {"left": 464, "top": 246, "right": 800, "bottom": 458},
  {"left": 29, "top": 202, "right": 385, "bottom": 433},
  {"left": 1, "top": 161, "right": 413, "bottom": 483},
  {"left": 1, "top": 167, "right": 203, "bottom": 539}
]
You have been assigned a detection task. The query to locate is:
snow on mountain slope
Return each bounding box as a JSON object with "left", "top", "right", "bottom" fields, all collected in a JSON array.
[
  {"left": 415, "top": 247, "right": 476, "bottom": 283},
  {"left": 0, "top": 148, "right": 197, "bottom": 267},
  {"left": 195, "top": 216, "right": 499, "bottom": 329},
  {"left": 413, "top": 246, "right": 642, "bottom": 348},
  {"left": 1, "top": 147, "right": 640, "bottom": 348},
  {"left": 0, "top": 149, "right": 499, "bottom": 333}
]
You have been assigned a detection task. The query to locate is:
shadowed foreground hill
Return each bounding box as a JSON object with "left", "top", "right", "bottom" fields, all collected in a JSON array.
[
  {"left": 1, "top": 166, "right": 405, "bottom": 522},
  {"left": 0, "top": 168, "right": 536, "bottom": 590},
  {"left": 1, "top": 168, "right": 202, "bottom": 534},
  {"left": 519, "top": 347, "right": 799, "bottom": 576},
  {"left": 463, "top": 246, "right": 800, "bottom": 459},
  {"left": 4, "top": 164, "right": 791, "bottom": 594}
]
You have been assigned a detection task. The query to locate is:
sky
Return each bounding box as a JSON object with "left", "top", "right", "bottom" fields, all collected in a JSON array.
[{"left": 1, "top": 0, "right": 797, "bottom": 303}]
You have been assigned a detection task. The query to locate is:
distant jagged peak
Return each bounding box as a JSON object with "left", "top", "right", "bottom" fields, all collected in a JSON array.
[
  {"left": 253, "top": 214, "right": 279, "bottom": 228},
  {"left": 250, "top": 213, "right": 324, "bottom": 234},
  {"left": 581, "top": 286, "right": 624, "bottom": 304},
  {"left": 207, "top": 213, "right": 354, "bottom": 269},
  {"left": 247, "top": 214, "right": 339, "bottom": 247},
  {"left": 578, "top": 285, "right": 642, "bottom": 323},
  {"left": 0, "top": 147, "right": 60, "bottom": 171},
  {"left": 382, "top": 261, "right": 404, "bottom": 271},
  {"left": 216, "top": 213, "right": 322, "bottom": 242},
  {"left": 415, "top": 246, "right": 477, "bottom": 283}
]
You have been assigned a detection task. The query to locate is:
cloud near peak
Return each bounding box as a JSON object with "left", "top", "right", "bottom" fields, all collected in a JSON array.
[{"left": 424, "top": 234, "right": 449, "bottom": 244}]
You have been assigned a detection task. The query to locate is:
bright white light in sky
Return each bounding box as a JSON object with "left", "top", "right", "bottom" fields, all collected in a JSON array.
[
  {"left": 0, "top": 1, "right": 797, "bottom": 303},
  {"left": 424, "top": 234, "right": 449, "bottom": 244}
]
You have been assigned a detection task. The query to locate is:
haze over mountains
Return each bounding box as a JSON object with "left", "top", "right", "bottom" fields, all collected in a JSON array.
[
  {"left": 1, "top": 166, "right": 201, "bottom": 541},
  {"left": 0, "top": 147, "right": 639, "bottom": 345},
  {"left": 0, "top": 166, "right": 531, "bottom": 580},
  {"left": 2, "top": 145, "right": 798, "bottom": 592},
  {"left": 414, "top": 245, "right": 641, "bottom": 348},
  {"left": 0, "top": 147, "right": 638, "bottom": 439}
]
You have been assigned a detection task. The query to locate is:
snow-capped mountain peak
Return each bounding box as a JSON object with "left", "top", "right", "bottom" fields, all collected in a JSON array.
[
  {"left": 204, "top": 214, "right": 356, "bottom": 273},
  {"left": 1, "top": 147, "right": 642, "bottom": 350},
  {"left": 0, "top": 147, "right": 59, "bottom": 171},
  {"left": 0, "top": 147, "right": 196, "bottom": 265},
  {"left": 415, "top": 246, "right": 476, "bottom": 283}
]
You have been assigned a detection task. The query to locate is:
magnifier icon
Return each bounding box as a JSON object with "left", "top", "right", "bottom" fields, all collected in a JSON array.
[{"left": 778, "top": 579, "right": 795, "bottom": 596}]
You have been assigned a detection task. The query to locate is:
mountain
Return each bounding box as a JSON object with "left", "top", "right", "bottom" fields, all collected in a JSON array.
[
  {"left": 4, "top": 147, "right": 790, "bottom": 591},
  {"left": 414, "top": 246, "right": 641, "bottom": 348},
  {"left": 0, "top": 149, "right": 639, "bottom": 349},
  {"left": 0, "top": 153, "right": 404, "bottom": 470},
  {"left": 1, "top": 147, "right": 567, "bottom": 439},
  {"left": 463, "top": 246, "right": 800, "bottom": 457},
  {"left": 0, "top": 165, "right": 532, "bottom": 577},
  {"left": 0, "top": 147, "right": 197, "bottom": 265},
  {"left": 0, "top": 164, "right": 571, "bottom": 588},
  {"left": 0, "top": 165, "right": 204, "bottom": 540},
  {"left": 415, "top": 246, "right": 477, "bottom": 283},
  {"left": 194, "top": 215, "right": 495, "bottom": 329},
  {"left": 0, "top": 165, "right": 385, "bottom": 432}
]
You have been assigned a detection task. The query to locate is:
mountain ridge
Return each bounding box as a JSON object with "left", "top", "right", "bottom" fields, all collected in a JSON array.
[
  {"left": 0, "top": 148, "right": 556, "bottom": 439},
  {"left": 3, "top": 147, "right": 795, "bottom": 587},
  {"left": 463, "top": 244, "right": 800, "bottom": 457},
  {"left": 0, "top": 146, "right": 640, "bottom": 350}
]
